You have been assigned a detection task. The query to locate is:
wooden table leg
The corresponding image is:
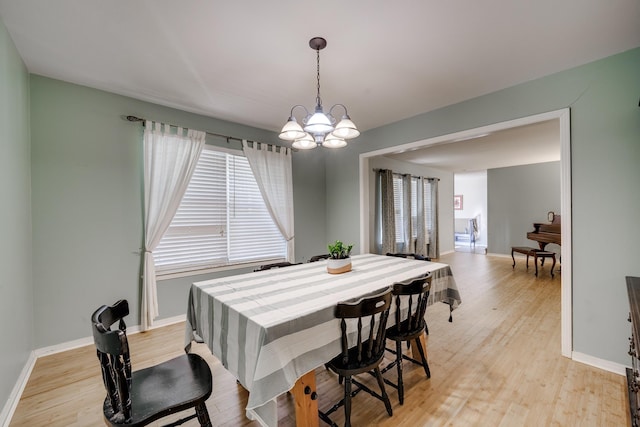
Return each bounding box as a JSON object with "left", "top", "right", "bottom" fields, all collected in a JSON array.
[
  {"left": 412, "top": 331, "right": 428, "bottom": 360},
  {"left": 292, "top": 370, "right": 319, "bottom": 427}
]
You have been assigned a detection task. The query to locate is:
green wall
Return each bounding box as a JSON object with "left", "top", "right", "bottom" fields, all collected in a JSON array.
[
  {"left": 488, "top": 161, "right": 561, "bottom": 254},
  {"left": 29, "top": 75, "right": 327, "bottom": 347},
  {"left": 0, "top": 18, "right": 32, "bottom": 414},
  {"left": 326, "top": 47, "right": 640, "bottom": 365}
]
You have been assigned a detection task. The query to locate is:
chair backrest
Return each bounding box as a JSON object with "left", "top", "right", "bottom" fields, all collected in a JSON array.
[
  {"left": 309, "top": 254, "right": 331, "bottom": 262},
  {"left": 386, "top": 252, "right": 431, "bottom": 261},
  {"left": 254, "top": 261, "right": 298, "bottom": 271},
  {"left": 91, "top": 299, "right": 133, "bottom": 424},
  {"left": 391, "top": 275, "right": 432, "bottom": 336},
  {"left": 386, "top": 252, "right": 408, "bottom": 258},
  {"left": 335, "top": 288, "right": 392, "bottom": 366}
]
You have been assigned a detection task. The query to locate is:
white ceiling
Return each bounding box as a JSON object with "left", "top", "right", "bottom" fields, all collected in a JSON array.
[
  {"left": 1, "top": 0, "right": 639, "bottom": 167},
  {"left": 385, "top": 119, "right": 561, "bottom": 172}
]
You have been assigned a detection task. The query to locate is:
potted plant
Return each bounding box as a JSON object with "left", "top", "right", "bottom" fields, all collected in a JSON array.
[{"left": 326, "top": 240, "right": 354, "bottom": 274}]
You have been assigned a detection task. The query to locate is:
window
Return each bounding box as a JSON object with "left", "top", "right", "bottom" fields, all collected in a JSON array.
[
  {"left": 423, "top": 179, "right": 434, "bottom": 241},
  {"left": 153, "top": 146, "right": 286, "bottom": 275},
  {"left": 392, "top": 174, "right": 434, "bottom": 249},
  {"left": 393, "top": 176, "right": 404, "bottom": 243},
  {"left": 411, "top": 177, "right": 418, "bottom": 239}
]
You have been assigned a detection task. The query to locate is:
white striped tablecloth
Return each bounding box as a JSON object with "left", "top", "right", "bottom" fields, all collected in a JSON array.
[{"left": 185, "top": 253, "right": 461, "bottom": 426}]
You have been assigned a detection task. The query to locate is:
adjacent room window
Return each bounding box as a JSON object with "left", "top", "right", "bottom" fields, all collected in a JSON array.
[
  {"left": 153, "top": 145, "right": 286, "bottom": 275},
  {"left": 387, "top": 172, "right": 437, "bottom": 256},
  {"left": 393, "top": 175, "right": 404, "bottom": 243},
  {"left": 392, "top": 174, "right": 422, "bottom": 248}
]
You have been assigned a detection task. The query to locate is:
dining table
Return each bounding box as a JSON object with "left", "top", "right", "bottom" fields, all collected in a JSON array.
[{"left": 185, "top": 253, "right": 461, "bottom": 427}]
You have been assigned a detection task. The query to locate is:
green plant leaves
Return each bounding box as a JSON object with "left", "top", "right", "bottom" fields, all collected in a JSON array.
[{"left": 327, "top": 240, "right": 353, "bottom": 259}]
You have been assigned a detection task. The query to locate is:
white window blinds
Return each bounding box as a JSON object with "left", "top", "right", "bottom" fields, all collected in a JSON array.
[{"left": 154, "top": 146, "right": 286, "bottom": 274}]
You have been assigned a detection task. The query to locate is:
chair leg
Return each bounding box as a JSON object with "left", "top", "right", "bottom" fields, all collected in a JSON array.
[
  {"left": 395, "top": 340, "right": 405, "bottom": 405},
  {"left": 373, "top": 366, "right": 393, "bottom": 417},
  {"left": 413, "top": 337, "right": 431, "bottom": 378},
  {"left": 344, "top": 376, "right": 352, "bottom": 427},
  {"left": 195, "top": 402, "right": 212, "bottom": 427}
]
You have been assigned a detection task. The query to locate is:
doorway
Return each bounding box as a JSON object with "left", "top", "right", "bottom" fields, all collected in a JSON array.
[
  {"left": 359, "top": 108, "right": 571, "bottom": 357},
  {"left": 454, "top": 171, "right": 487, "bottom": 254}
]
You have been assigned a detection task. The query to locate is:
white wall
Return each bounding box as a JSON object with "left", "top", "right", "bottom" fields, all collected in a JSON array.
[{"left": 454, "top": 171, "right": 487, "bottom": 245}]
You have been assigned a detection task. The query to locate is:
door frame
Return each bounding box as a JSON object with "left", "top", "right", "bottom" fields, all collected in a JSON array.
[{"left": 359, "top": 108, "right": 572, "bottom": 357}]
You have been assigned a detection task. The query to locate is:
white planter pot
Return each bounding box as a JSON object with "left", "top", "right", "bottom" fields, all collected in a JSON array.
[{"left": 327, "top": 257, "right": 352, "bottom": 274}]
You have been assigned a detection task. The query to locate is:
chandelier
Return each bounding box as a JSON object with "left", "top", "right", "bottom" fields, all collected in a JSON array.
[{"left": 279, "top": 37, "right": 360, "bottom": 150}]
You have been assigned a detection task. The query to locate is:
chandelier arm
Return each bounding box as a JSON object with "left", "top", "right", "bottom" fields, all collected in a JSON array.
[
  {"left": 328, "top": 103, "right": 348, "bottom": 119},
  {"left": 289, "top": 104, "right": 310, "bottom": 118}
]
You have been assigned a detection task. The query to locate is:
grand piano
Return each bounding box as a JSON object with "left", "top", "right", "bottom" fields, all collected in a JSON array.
[{"left": 527, "top": 212, "right": 561, "bottom": 251}]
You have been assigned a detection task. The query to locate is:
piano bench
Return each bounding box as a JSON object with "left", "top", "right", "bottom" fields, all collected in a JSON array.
[
  {"left": 511, "top": 246, "right": 556, "bottom": 278},
  {"left": 511, "top": 246, "right": 538, "bottom": 269}
]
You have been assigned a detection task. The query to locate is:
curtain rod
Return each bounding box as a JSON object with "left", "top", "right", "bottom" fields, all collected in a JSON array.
[
  {"left": 124, "top": 115, "right": 290, "bottom": 150},
  {"left": 372, "top": 168, "right": 440, "bottom": 181}
]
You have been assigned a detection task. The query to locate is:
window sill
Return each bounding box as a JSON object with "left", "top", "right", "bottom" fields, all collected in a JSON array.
[{"left": 156, "top": 259, "right": 285, "bottom": 281}]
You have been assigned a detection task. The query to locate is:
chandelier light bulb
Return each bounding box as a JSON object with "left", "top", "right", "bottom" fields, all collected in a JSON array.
[
  {"left": 322, "top": 134, "right": 347, "bottom": 148},
  {"left": 332, "top": 115, "right": 360, "bottom": 139},
  {"left": 279, "top": 116, "right": 306, "bottom": 141},
  {"left": 292, "top": 133, "right": 317, "bottom": 150},
  {"left": 304, "top": 109, "right": 334, "bottom": 135}
]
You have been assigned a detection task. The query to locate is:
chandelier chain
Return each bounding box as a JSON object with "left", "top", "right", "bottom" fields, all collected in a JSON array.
[{"left": 316, "top": 48, "right": 322, "bottom": 108}]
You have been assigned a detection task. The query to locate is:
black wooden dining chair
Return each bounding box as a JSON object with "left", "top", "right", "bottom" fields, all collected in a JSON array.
[
  {"left": 91, "top": 300, "right": 213, "bottom": 427},
  {"left": 385, "top": 252, "right": 431, "bottom": 261},
  {"left": 320, "top": 288, "right": 394, "bottom": 427},
  {"left": 309, "top": 254, "right": 331, "bottom": 262},
  {"left": 382, "top": 275, "right": 432, "bottom": 404},
  {"left": 254, "top": 261, "right": 299, "bottom": 271}
]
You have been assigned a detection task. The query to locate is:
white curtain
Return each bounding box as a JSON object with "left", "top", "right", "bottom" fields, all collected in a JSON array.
[
  {"left": 142, "top": 121, "right": 205, "bottom": 330},
  {"left": 242, "top": 141, "right": 295, "bottom": 262}
]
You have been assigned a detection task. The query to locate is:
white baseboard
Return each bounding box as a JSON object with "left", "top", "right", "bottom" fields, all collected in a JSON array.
[
  {"left": 35, "top": 314, "right": 186, "bottom": 357},
  {"left": 572, "top": 351, "right": 627, "bottom": 376},
  {"left": 487, "top": 252, "right": 512, "bottom": 258},
  {"left": 34, "top": 336, "right": 94, "bottom": 358},
  {"left": 1, "top": 351, "right": 36, "bottom": 427},
  {"left": 1, "top": 314, "right": 186, "bottom": 426}
]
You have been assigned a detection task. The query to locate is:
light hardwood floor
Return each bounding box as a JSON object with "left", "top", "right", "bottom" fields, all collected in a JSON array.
[{"left": 10, "top": 252, "right": 629, "bottom": 426}]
